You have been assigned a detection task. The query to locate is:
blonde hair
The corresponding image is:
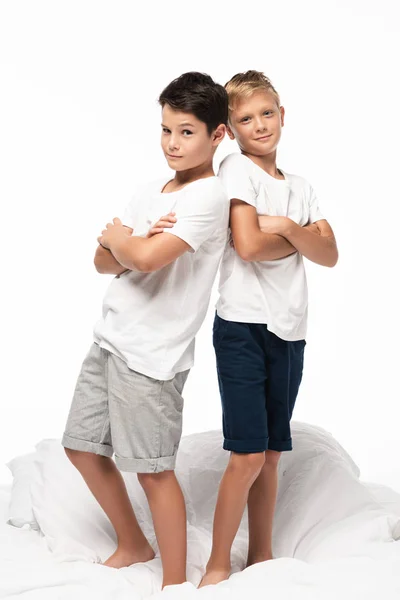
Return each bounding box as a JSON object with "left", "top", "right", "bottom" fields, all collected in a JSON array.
[{"left": 225, "top": 70, "right": 281, "bottom": 113}]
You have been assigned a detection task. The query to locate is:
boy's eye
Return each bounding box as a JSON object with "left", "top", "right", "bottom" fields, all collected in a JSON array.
[
  {"left": 182, "top": 129, "right": 193, "bottom": 136},
  {"left": 264, "top": 111, "right": 273, "bottom": 116},
  {"left": 162, "top": 127, "right": 171, "bottom": 134},
  {"left": 240, "top": 117, "right": 250, "bottom": 123}
]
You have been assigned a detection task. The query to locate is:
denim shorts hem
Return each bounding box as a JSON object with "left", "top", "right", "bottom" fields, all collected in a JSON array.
[
  {"left": 268, "top": 439, "right": 293, "bottom": 452},
  {"left": 223, "top": 437, "right": 269, "bottom": 453},
  {"left": 61, "top": 434, "right": 113, "bottom": 457},
  {"left": 115, "top": 454, "right": 177, "bottom": 473}
]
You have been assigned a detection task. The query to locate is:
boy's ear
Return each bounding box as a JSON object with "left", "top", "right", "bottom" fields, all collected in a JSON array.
[
  {"left": 280, "top": 106, "right": 285, "bottom": 127},
  {"left": 226, "top": 124, "right": 235, "bottom": 140},
  {"left": 212, "top": 123, "right": 226, "bottom": 147}
]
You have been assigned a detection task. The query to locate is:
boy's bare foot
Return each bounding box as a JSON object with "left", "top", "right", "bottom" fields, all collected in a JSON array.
[
  {"left": 198, "top": 568, "right": 230, "bottom": 588},
  {"left": 102, "top": 543, "right": 155, "bottom": 568}
]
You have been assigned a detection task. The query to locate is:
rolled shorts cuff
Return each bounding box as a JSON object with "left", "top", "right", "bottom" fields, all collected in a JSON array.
[
  {"left": 61, "top": 434, "right": 113, "bottom": 457},
  {"left": 268, "top": 439, "right": 293, "bottom": 452},
  {"left": 223, "top": 437, "right": 269, "bottom": 453},
  {"left": 115, "top": 454, "right": 177, "bottom": 473}
]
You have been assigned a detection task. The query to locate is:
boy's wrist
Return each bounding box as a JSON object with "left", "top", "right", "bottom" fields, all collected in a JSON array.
[
  {"left": 109, "top": 235, "right": 130, "bottom": 258},
  {"left": 281, "top": 218, "right": 296, "bottom": 238}
]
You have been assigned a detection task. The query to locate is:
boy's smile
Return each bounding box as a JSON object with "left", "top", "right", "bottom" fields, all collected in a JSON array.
[{"left": 255, "top": 133, "right": 273, "bottom": 142}]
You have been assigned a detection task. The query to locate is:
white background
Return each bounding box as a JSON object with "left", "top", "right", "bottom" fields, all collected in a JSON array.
[{"left": 1, "top": 0, "right": 399, "bottom": 491}]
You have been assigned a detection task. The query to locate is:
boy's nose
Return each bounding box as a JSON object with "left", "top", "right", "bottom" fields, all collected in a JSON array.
[
  {"left": 168, "top": 138, "right": 180, "bottom": 151},
  {"left": 255, "top": 119, "right": 267, "bottom": 132}
]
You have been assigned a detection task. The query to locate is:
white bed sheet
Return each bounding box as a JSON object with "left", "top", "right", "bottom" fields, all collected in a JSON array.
[{"left": 1, "top": 481, "right": 400, "bottom": 599}]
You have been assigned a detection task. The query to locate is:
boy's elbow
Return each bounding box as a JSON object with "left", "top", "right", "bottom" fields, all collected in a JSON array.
[
  {"left": 324, "top": 248, "right": 339, "bottom": 268},
  {"left": 237, "top": 249, "right": 254, "bottom": 262},
  {"left": 329, "top": 243, "right": 339, "bottom": 267},
  {"left": 328, "top": 252, "right": 339, "bottom": 268},
  {"left": 135, "top": 262, "right": 153, "bottom": 273},
  {"left": 94, "top": 246, "right": 111, "bottom": 273},
  {"left": 242, "top": 251, "right": 257, "bottom": 262},
  {"left": 94, "top": 256, "right": 106, "bottom": 274},
  {"left": 235, "top": 241, "right": 257, "bottom": 262}
]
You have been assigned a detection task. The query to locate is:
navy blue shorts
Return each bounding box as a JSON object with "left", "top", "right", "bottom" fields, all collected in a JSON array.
[{"left": 213, "top": 314, "right": 305, "bottom": 453}]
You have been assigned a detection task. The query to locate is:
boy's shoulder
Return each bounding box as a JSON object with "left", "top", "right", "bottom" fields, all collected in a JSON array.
[
  {"left": 184, "top": 176, "right": 229, "bottom": 210},
  {"left": 281, "top": 171, "right": 314, "bottom": 196},
  {"left": 218, "top": 154, "right": 314, "bottom": 193},
  {"left": 192, "top": 174, "right": 226, "bottom": 194},
  {"left": 137, "top": 175, "right": 225, "bottom": 196},
  {"left": 218, "top": 152, "right": 250, "bottom": 173},
  {"left": 177, "top": 176, "right": 228, "bottom": 205}
]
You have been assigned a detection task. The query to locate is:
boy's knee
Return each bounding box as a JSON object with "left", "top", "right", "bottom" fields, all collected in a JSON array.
[
  {"left": 230, "top": 451, "right": 266, "bottom": 475},
  {"left": 64, "top": 447, "right": 99, "bottom": 466},
  {"left": 137, "top": 470, "right": 173, "bottom": 490},
  {"left": 264, "top": 450, "right": 281, "bottom": 468}
]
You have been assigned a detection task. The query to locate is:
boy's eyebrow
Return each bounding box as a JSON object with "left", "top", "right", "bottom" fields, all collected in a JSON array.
[
  {"left": 234, "top": 105, "right": 276, "bottom": 118},
  {"left": 161, "top": 122, "right": 196, "bottom": 128}
]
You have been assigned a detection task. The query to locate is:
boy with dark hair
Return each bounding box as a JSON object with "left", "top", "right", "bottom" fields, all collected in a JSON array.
[{"left": 61, "top": 72, "right": 229, "bottom": 589}]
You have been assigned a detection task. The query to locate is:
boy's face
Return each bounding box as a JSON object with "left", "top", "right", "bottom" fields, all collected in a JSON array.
[
  {"left": 227, "top": 90, "right": 284, "bottom": 157},
  {"left": 161, "top": 104, "right": 225, "bottom": 171}
]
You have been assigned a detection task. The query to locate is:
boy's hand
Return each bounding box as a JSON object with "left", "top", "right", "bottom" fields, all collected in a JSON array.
[
  {"left": 147, "top": 212, "right": 177, "bottom": 238},
  {"left": 97, "top": 218, "right": 133, "bottom": 249},
  {"left": 257, "top": 215, "right": 292, "bottom": 236}
]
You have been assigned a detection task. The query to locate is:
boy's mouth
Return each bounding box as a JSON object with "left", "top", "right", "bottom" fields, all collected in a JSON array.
[
  {"left": 167, "top": 154, "right": 183, "bottom": 159},
  {"left": 255, "top": 134, "right": 272, "bottom": 141}
]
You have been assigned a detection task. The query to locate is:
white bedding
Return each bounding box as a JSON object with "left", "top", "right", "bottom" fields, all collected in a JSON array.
[{"left": 1, "top": 424, "right": 400, "bottom": 599}]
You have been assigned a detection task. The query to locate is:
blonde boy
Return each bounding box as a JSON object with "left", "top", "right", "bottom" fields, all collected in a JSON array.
[{"left": 199, "top": 70, "right": 339, "bottom": 585}]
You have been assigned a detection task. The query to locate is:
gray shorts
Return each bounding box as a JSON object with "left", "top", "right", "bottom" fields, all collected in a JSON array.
[{"left": 62, "top": 343, "right": 189, "bottom": 473}]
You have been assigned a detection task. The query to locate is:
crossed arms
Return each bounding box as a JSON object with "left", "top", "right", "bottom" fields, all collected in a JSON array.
[
  {"left": 94, "top": 217, "right": 190, "bottom": 275},
  {"left": 94, "top": 199, "right": 338, "bottom": 277},
  {"left": 230, "top": 199, "right": 338, "bottom": 267}
]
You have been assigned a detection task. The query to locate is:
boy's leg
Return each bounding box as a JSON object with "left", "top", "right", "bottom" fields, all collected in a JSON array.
[
  {"left": 246, "top": 332, "right": 306, "bottom": 566},
  {"left": 65, "top": 449, "right": 154, "bottom": 566},
  {"left": 137, "top": 470, "right": 187, "bottom": 588},
  {"left": 246, "top": 449, "right": 280, "bottom": 565},
  {"left": 200, "top": 316, "right": 269, "bottom": 587},
  {"left": 199, "top": 451, "right": 265, "bottom": 587},
  {"left": 108, "top": 361, "right": 190, "bottom": 588},
  {"left": 62, "top": 343, "right": 153, "bottom": 567}
]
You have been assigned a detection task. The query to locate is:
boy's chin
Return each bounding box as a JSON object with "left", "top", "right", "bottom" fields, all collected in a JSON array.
[
  {"left": 165, "top": 159, "right": 186, "bottom": 171},
  {"left": 169, "top": 162, "right": 196, "bottom": 172},
  {"left": 247, "top": 144, "right": 277, "bottom": 157}
]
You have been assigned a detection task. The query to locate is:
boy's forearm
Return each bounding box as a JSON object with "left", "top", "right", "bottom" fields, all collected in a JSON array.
[
  {"left": 283, "top": 221, "right": 338, "bottom": 267},
  {"left": 108, "top": 236, "right": 150, "bottom": 272},
  {"left": 94, "top": 245, "right": 129, "bottom": 275},
  {"left": 246, "top": 232, "right": 297, "bottom": 261}
]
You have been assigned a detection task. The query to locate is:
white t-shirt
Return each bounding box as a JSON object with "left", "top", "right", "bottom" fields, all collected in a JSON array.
[
  {"left": 216, "top": 153, "right": 324, "bottom": 341},
  {"left": 93, "top": 176, "right": 229, "bottom": 380}
]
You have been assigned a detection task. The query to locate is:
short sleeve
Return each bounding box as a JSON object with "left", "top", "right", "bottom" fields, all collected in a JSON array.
[
  {"left": 121, "top": 181, "right": 151, "bottom": 230},
  {"left": 307, "top": 184, "right": 325, "bottom": 224},
  {"left": 165, "top": 179, "right": 228, "bottom": 252},
  {"left": 121, "top": 198, "right": 137, "bottom": 229},
  {"left": 218, "top": 153, "right": 257, "bottom": 207}
]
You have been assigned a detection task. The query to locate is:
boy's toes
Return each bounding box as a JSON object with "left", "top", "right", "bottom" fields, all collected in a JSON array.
[{"left": 198, "top": 568, "right": 230, "bottom": 587}]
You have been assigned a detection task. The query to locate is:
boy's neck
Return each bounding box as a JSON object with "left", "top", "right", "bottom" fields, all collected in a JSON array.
[
  {"left": 241, "top": 150, "right": 284, "bottom": 180},
  {"left": 173, "top": 161, "right": 215, "bottom": 188}
]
